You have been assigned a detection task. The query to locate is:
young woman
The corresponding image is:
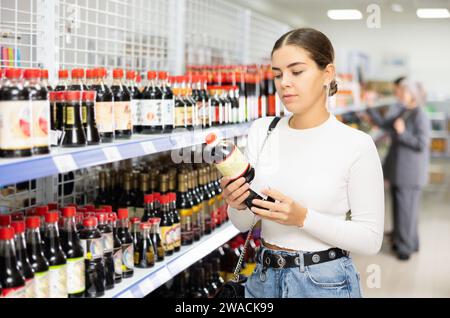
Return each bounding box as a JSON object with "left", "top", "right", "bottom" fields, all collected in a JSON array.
[{"left": 220, "top": 28, "right": 385, "bottom": 298}]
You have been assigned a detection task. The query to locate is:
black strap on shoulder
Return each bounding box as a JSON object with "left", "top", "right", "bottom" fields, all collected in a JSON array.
[{"left": 268, "top": 116, "right": 281, "bottom": 134}]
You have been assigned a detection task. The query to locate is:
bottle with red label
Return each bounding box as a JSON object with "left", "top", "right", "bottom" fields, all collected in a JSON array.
[
  {"left": 43, "top": 211, "right": 68, "bottom": 298},
  {"left": 69, "top": 69, "right": 88, "bottom": 91},
  {"left": 25, "top": 216, "right": 50, "bottom": 298},
  {"left": 205, "top": 133, "right": 275, "bottom": 209},
  {"left": 116, "top": 209, "right": 134, "bottom": 278},
  {"left": 60, "top": 207, "right": 85, "bottom": 298},
  {"left": 11, "top": 221, "right": 35, "bottom": 298},
  {"left": 0, "top": 68, "right": 33, "bottom": 158},
  {"left": 79, "top": 217, "right": 105, "bottom": 298},
  {"left": 0, "top": 227, "right": 26, "bottom": 298},
  {"left": 111, "top": 69, "right": 132, "bottom": 139},
  {"left": 96, "top": 212, "right": 115, "bottom": 290},
  {"left": 55, "top": 70, "right": 69, "bottom": 92}
]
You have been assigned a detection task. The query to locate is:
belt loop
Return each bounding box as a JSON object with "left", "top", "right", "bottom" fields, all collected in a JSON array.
[{"left": 299, "top": 251, "right": 305, "bottom": 273}]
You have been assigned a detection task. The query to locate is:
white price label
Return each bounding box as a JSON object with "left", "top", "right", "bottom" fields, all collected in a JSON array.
[
  {"left": 140, "top": 141, "right": 156, "bottom": 155},
  {"left": 102, "top": 147, "right": 122, "bottom": 162},
  {"left": 53, "top": 155, "right": 78, "bottom": 173}
]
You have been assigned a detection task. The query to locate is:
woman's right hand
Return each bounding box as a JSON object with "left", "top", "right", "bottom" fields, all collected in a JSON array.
[{"left": 220, "top": 177, "right": 251, "bottom": 211}]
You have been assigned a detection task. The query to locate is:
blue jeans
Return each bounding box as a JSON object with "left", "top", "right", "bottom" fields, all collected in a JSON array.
[{"left": 245, "top": 246, "right": 363, "bottom": 298}]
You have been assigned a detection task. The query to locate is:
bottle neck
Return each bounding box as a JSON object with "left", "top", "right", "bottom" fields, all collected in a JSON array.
[
  {"left": 118, "top": 218, "right": 129, "bottom": 229},
  {"left": 26, "top": 228, "right": 43, "bottom": 250},
  {"left": 0, "top": 239, "right": 18, "bottom": 266}
]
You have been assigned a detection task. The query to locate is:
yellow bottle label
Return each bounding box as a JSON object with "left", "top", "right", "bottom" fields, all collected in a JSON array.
[
  {"left": 216, "top": 146, "right": 249, "bottom": 180},
  {"left": 82, "top": 105, "right": 87, "bottom": 124},
  {"left": 66, "top": 106, "right": 75, "bottom": 125}
]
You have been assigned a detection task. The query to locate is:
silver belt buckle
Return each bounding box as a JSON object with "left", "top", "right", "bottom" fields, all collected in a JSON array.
[{"left": 276, "top": 254, "right": 286, "bottom": 268}]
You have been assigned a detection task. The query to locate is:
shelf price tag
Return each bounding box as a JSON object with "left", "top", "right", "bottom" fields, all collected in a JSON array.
[
  {"left": 102, "top": 147, "right": 122, "bottom": 162},
  {"left": 53, "top": 155, "right": 78, "bottom": 173},
  {"left": 139, "top": 267, "right": 171, "bottom": 296},
  {"left": 140, "top": 141, "right": 156, "bottom": 155}
]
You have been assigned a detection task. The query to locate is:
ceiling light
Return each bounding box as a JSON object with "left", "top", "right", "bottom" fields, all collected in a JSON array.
[
  {"left": 416, "top": 8, "right": 450, "bottom": 19},
  {"left": 327, "top": 9, "right": 363, "bottom": 20}
]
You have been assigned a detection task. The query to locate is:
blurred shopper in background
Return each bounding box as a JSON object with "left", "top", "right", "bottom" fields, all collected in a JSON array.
[{"left": 367, "top": 78, "right": 431, "bottom": 261}]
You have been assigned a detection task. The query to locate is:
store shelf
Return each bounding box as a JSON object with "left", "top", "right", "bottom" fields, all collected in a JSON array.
[
  {"left": 431, "top": 131, "right": 449, "bottom": 139},
  {"left": 0, "top": 123, "right": 252, "bottom": 187},
  {"left": 331, "top": 97, "right": 396, "bottom": 116},
  {"left": 102, "top": 222, "right": 240, "bottom": 298}
]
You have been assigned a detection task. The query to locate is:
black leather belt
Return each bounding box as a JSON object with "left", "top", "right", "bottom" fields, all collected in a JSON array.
[{"left": 258, "top": 248, "right": 349, "bottom": 269}]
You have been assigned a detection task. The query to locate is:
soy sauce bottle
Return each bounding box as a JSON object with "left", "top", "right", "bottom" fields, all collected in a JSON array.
[
  {"left": 82, "top": 91, "right": 100, "bottom": 145},
  {"left": 111, "top": 69, "right": 132, "bottom": 139},
  {"left": 141, "top": 71, "right": 163, "bottom": 134},
  {"left": 116, "top": 209, "right": 134, "bottom": 278},
  {"left": 135, "top": 222, "right": 155, "bottom": 268},
  {"left": 108, "top": 213, "right": 123, "bottom": 284},
  {"left": 61, "top": 91, "right": 87, "bottom": 147},
  {"left": 60, "top": 207, "right": 85, "bottom": 298},
  {"left": 69, "top": 69, "right": 88, "bottom": 91},
  {"left": 79, "top": 217, "right": 105, "bottom": 298},
  {"left": 159, "top": 71, "right": 174, "bottom": 134},
  {"left": 11, "top": 221, "right": 35, "bottom": 298},
  {"left": 126, "top": 70, "right": 142, "bottom": 134},
  {"left": 43, "top": 211, "right": 68, "bottom": 298},
  {"left": 169, "top": 193, "right": 181, "bottom": 253},
  {"left": 142, "top": 194, "right": 155, "bottom": 223},
  {"left": 55, "top": 70, "right": 69, "bottom": 92},
  {"left": 96, "top": 212, "right": 115, "bottom": 290},
  {"left": 149, "top": 217, "right": 165, "bottom": 262},
  {"left": 0, "top": 227, "right": 26, "bottom": 298},
  {"left": 0, "top": 68, "right": 33, "bottom": 158},
  {"left": 25, "top": 216, "right": 50, "bottom": 298},
  {"left": 91, "top": 68, "right": 114, "bottom": 143},
  {"left": 177, "top": 173, "right": 194, "bottom": 246}
]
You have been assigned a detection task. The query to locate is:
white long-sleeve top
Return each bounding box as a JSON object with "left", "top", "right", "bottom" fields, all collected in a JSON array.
[{"left": 228, "top": 114, "right": 385, "bottom": 255}]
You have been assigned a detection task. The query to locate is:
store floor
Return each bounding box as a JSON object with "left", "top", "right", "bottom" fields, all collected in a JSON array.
[{"left": 353, "top": 158, "right": 450, "bottom": 298}]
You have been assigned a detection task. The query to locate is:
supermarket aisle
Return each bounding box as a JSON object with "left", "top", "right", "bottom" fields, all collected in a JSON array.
[{"left": 353, "top": 158, "right": 450, "bottom": 298}]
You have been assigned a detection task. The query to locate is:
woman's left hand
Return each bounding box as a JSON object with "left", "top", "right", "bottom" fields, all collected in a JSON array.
[{"left": 251, "top": 188, "right": 308, "bottom": 227}]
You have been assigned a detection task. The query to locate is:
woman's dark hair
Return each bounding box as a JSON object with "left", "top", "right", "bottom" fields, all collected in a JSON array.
[{"left": 272, "top": 28, "right": 338, "bottom": 96}]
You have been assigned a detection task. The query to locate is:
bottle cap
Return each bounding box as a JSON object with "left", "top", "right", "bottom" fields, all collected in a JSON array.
[
  {"left": 45, "top": 211, "right": 59, "bottom": 223},
  {"left": 100, "top": 205, "right": 113, "bottom": 213},
  {"left": 158, "top": 71, "right": 168, "bottom": 80},
  {"left": 72, "top": 68, "right": 85, "bottom": 79},
  {"left": 25, "top": 216, "right": 40, "bottom": 229},
  {"left": 83, "top": 217, "right": 98, "bottom": 227},
  {"left": 130, "top": 217, "right": 140, "bottom": 224},
  {"left": 153, "top": 192, "right": 161, "bottom": 203},
  {"left": 62, "top": 206, "right": 76, "bottom": 218},
  {"left": 147, "top": 71, "right": 156, "bottom": 80},
  {"left": 113, "top": 69, "right": 124, "bottom": 79},
  {"left": 144, "top": 194, "right": 154, "bottom": 204},
  {"left": 35, "top": 206, "right": 49, "bottom": 217},
  {"left": 169, "top": 192, "right": 176, "bottom": 202},
  {"left": 58, "top": 69, "right": 69, "bottom": 79},
  {"left": 5, "top": 68, "right": 21, "bottom": 79},
  {"left": 126, "top": 70, "right": 136, "bottom": 80},
  {"left": 11, "top": 221, "right": 25, "bottom": 234},
  {"left": 0, "top": 214, "right": 12, "bottom": 227},
  {"left": 0, "top": 227, "right": 15, "bottom": 240},
  {"left": 86, "top": 69, "right": 94, "bottom": 79},
  {"left": 83, "top": 205, "right": 95, "bottom": 212},
  {"left": 117, "top": 208, "right": 129, "bottom": 220},
  {"left": 64, "top": 91, "right": 82, "bottom": 101},
  {"left": 41, "top": 69, "right": 49, "bottom": 79},
  {"left": 24, "top": 69, "right": 41, "bottom": 79}
]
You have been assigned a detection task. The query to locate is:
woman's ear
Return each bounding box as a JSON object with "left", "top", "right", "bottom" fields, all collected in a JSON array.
[{"left": 323, "top": 64, "right": 336, "bottom": 86}]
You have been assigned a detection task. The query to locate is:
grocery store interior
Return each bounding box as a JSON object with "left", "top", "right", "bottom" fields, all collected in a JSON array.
[{"left": 0, "top": 0, "right": 449, "bottom": 299}]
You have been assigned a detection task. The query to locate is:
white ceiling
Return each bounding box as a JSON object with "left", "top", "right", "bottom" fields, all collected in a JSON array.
[{"left": 227, "top": 0, "right": 450, "bottom": 27}]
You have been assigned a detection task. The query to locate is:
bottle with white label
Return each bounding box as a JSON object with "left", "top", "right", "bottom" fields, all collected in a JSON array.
[
  {"left": 116, "top": 209, "right": 134, "bottom": 278},
  {"left": 158, "top": 71, "right": 174, "bottom": 134},
  {"left": 25, "top": 216, "right": 50, "bottom": 298},
  {"left": 79, "top": 217, "right": 105, "bottom": 298},
  {"left": 60, "top": 207, "right": 85, "bottom": 298},
  {"left": 96, "top": 212, "right": 115, "bottom": 290},
  {"left": 43, "top": 211, "right": 68, "bottom": 298},
  {"left": 0, "top": 227, "right": 26, "bottom": 298},
  {"left": 204, "top": 133, "right": 275, "bottom": 209},
  {"left": 0, "top": 68, "right": 33, "bottom": 158},
  {"left": 11, "top": 221, "right": 35, "bottom": 298},
  {"left": 126, "top": 70, "right": 142, "bottom": 134},
  {"left": 111, "top": 69, "right": 132, "bottom": 139},
  {"left": 141, "top": 71, "right": 163, "bottom": 134}
]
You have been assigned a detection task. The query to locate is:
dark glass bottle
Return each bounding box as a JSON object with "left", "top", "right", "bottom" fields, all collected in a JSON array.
[
  {"left": 142, "top": 194, "right": 155, "bottom": 222},
  {"left": 11, "top": 221, "right": 35, "bottom": 298},
  {"left": 159, "top": 71, "right": 174, "bottom": 134},
  {"left": 135, "top": 222, "right": 155, "bottom": 268},
  {"left": 130, "top": 217, "right": 141, "bottom": 256},
  {"left": 35, "top": 205, "right": 49, "bottom": 249},
  {"left": 149, "top": 218, "right": 165, "bottom": 262},
  {"left": 55, "top": 69, "right": 69, "bottom": 92},
  {"left": 40, "top": 69, "right": 53, "bottom": 91},
  {"left": 211, "top": 257, "right": 225, "bottom": 289},
  {"left": 181, "top": 77, "right": 194, "bottom": 131},
  {"left": 61, "top": 90, "right": 87, "bottom": 147},
  {"left": 0, "top": 227, "right": 26, "bottom": 298},
  {"left": 82, "top": 91, "right": 100, "bottom": 145},
  {"left": 108, "top": 213, "right": 123, "bottom": 284},
  {"left": 96, "top": 212, "right": 115, "bottom": 291},
  {"left": 69, "top": 69, "right": 88, "bottom": 91},
  {"left": 159, "top": 195, "right": 174, "bottom": 256},
  {"left": 188, "top": 172, "right": 202, "bottom": 241},
  {"left": 95, "top": 171, "right": 110, "bottom": 207},
  {"left": 177, "top": 174, "right": 194, "bottom": 246},
  {"left": 79, "top": 217, "right": 105, "bottom": 298},
  {"left": 200, "top": 168, "right": 214, "bottom": 234},
  {"left": 117, "top": 172, "right": 136, "bottom": 219},
  {"left": 91, "top": 68, "right": 114, "bottom": 143},
  {"left": 169, "top": 192, "right": 181, "bottom": 253},
  {"left": 0, "top": 68, "right": 33, "bottom": 158},
  {"left": 193, "top": 170, "right": 206, "bottom": 234},
  {"left": 189, "top": 267, "right": 209, "bottom": 298},
  {"left": 43, "top": 211, "right": 68, "bottom": 298},
  {"left": 55, "top": 91, "right": 65, "bottom": 134},
  {"left": 60, "top": 207, "right": 85, "bottom": 298},
  {"left": 204, "top": 262, "right": 218, "bottom": 297},
  {"left": 141, "top": 71, "right": 163, "bottom": 134},
  {"left": 126, "top": 70, "right": 142, "bottom": 134},
  {"left": 25, "top": 216, "right": 50, "bottom": 298},
  {"left": 111, "top": 69, "right": 132, "bottom": 139},
  {"left": 116, "top": 209, "right": 134, "bottom": 278},
  {"left": 173, "top": 77, "right": 187, "bottom": 130},
  {"left": 24, "top": 69, "right": 50, "bottom": 155}
]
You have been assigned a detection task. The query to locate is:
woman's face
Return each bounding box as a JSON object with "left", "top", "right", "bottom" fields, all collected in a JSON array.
[{"left": 271, "top": 45, "right": 331, "bottom": 115}]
